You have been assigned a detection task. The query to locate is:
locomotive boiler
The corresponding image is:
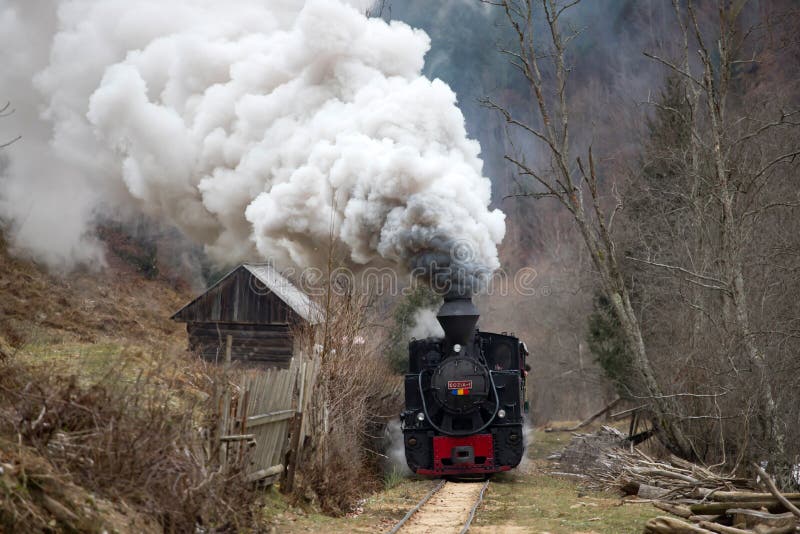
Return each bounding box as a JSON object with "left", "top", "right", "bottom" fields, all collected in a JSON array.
[{"left": 402, "top": 289, "right": 528, "bottom": 476}]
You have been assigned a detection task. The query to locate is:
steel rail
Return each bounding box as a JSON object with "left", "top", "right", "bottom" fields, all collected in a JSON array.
[
  {"left": 387, "top": 478, "right": 491, "bottom": 534},
  {"left": 386, "top": 479, "right": 447, "bottom": 534},
  {"left": 459, "top": 478, "right": 491, "bottom": 534}
]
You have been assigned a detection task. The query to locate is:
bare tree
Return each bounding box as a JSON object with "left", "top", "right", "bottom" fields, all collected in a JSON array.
[
  {"left": 482, "top": 0, "right": 695, "bottom": 456},
  {"left": 630, "top": 0, "right": 800, "bottom": 480},
  {"left": 0, "top": 101, "right": 20, "bottom": 149}
]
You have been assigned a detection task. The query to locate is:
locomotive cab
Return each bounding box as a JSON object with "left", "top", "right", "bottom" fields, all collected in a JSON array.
[{"left": 402, "top": 290, "right": 528, "bottom": 476}]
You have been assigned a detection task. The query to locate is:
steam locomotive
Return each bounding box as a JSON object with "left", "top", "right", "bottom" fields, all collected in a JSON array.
[{"left": 402, "top": 289, "right": 528, "bottom": 476}]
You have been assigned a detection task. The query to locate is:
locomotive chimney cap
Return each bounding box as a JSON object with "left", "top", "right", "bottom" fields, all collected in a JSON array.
[{"left": 436, "top": 286, "right": 479, "bottom": 346}]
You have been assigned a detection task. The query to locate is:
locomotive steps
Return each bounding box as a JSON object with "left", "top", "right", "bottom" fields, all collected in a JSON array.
[{"left": 388, "top": 479, "right": 490, "bottom": 534}]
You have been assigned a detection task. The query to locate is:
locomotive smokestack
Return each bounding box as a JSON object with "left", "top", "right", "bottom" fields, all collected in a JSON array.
[{"left": 436, "top": 286, "right": 479, "bottom": 346}]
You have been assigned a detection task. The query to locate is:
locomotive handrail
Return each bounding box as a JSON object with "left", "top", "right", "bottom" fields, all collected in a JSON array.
[{"left": 417, "top": 367, "right": 501, "bottom": 437}]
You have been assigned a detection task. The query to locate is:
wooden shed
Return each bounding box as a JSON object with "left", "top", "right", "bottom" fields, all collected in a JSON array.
[{"left": 172, "top": 263, "right": 323, "bottom": 368}]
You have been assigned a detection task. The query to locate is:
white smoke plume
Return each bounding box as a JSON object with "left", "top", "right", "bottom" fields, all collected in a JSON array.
[
  {"left": 408, "top": 308, "right": 444, "bottom": 340},
  {"left": 383, "top": 419, "right": 412, "bottom": 477},
  {"left": 0, "top": 0, "right": 505, "bottom": 280}
]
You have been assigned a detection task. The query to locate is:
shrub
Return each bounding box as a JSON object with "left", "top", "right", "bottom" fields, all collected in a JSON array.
[{"left": 290, "top": 289, "right": 402, "bottom": 514}]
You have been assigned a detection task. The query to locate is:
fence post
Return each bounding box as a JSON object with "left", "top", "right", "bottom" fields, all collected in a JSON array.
[
  {"left": 219, "top": 335, "right": 233, "bottom": 468},
  {"left": 283, "top": 357, "right": 305, "bottom": 492}
]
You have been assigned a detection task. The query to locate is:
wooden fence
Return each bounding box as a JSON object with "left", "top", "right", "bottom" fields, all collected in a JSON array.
[{"left": 216, "top": 335, "right": 320, "bottom": 486}]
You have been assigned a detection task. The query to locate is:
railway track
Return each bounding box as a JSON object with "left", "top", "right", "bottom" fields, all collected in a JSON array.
[{"left": 387, "top": 479, "right": 490, "bottom": 534}]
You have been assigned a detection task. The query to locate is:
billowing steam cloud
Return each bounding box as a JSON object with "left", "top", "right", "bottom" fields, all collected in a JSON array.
[
  {"left": 408, "top": 308, "right": 444, "bottom": 339},
  {"left": 0, "top": 0, "right": 504, "bottom": 280}
]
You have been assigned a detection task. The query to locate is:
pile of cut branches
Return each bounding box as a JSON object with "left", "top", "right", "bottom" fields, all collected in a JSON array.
[{"left": 593, "top": 447, "right": 748, "bottom": 500}]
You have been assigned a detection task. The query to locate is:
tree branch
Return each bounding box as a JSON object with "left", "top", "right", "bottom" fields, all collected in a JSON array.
[
  {"left": 625, "top": 256, "right": 729, "bottom": 287},
  {"left": 753, "top": 463, "right": 800, "bottom": 517}
]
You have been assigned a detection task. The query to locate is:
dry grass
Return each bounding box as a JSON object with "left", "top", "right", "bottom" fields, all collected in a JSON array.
[
  {"left": 472, "top": 470, "right": 658, "bottom": 534},
  {"left": 461, "top": 426, "right": 659, "bottom": 534},
  {"left": 0, "top": 349, "right": 263, "bottom": 532},
  {"left": 0, "top": 435, "right": 159, "bottom": 533}
]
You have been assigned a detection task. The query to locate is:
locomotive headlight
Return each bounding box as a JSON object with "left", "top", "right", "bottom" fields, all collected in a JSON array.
[
  {"left": 453, "top": 344, "right": 462, "bottom": 353},
  {"left": 416, "top": 412, "right": 425, "bottom": 422},
  {"left": 497, "top": 409, "right": 507, "bottom": 419}
]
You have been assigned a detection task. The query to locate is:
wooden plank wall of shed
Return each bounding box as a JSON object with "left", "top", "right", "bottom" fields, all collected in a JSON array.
[
  {"left": 177, "top": 267, "right": 293, "bottom": 324},
  {"left": 188, "top": 323, "right": 294, "bottom": 368}
]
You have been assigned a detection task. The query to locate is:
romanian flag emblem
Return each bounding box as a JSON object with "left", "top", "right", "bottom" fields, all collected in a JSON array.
[{"left": 447, "top": 380, "right": 473, "bottom": 396}]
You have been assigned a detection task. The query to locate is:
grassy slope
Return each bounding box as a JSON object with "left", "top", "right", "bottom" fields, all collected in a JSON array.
[
  {"left": 0, "top": 232, "right": 190, "bottom": 359},
  {"left": 0, "top": 232, "right": 195, "bottom": 532}
]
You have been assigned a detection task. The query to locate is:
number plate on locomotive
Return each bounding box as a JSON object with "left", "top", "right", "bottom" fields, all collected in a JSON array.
[{"left": 447, "top": 380, "right": 473, "bottom": 389}]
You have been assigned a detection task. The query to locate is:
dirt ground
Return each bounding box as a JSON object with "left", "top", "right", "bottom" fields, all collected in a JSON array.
[{"left": 267, "top": 426, "right": 659, "bottom": 533}]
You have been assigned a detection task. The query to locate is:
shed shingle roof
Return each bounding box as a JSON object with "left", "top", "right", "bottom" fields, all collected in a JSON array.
[
  {"left": 171, "top": 263, "right": 324, "bottom": 325},
  {"left": 242, "top": 263, "right": 324, "bottom": 324}
]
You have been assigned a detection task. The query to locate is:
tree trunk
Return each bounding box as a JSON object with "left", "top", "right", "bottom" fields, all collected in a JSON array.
[
  {"left": 488, "top": 0, "right": 696, "bottom": 459},
  {"left": 610, "top": 288, "right": 695, "bottom": 457},
  {"left": 576, "top": 210, "right": 695, "bottom": 457},
  {"left": 723, "top": 196, "right": 787, "bottom": 469},
  {"left": 712, "top": 83, "right": 787, "bottom": 472}
]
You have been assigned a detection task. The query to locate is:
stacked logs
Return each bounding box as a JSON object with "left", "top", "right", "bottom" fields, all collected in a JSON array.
[
  {"left": 549, "top": 427, "right": 799, "bottom": 533},
  {"left": 625, "top": 456, "right": 800, "bottom": 532},
  {"left": 645, "top": 489, "right": 800, "bottom": 533}
]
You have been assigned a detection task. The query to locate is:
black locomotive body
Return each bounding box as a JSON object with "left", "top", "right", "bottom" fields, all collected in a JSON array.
[{"left": 401, "top": 291, "right": 528, "bottom": 476}]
